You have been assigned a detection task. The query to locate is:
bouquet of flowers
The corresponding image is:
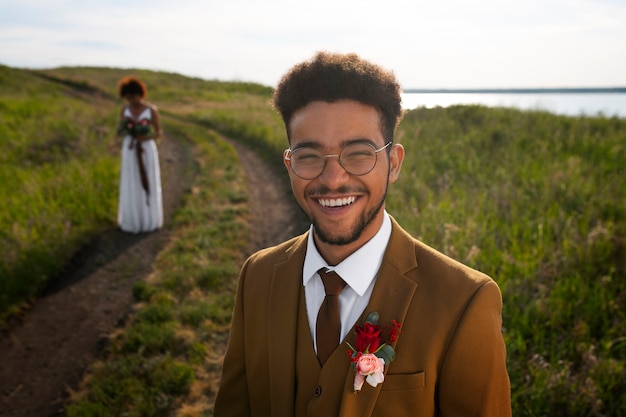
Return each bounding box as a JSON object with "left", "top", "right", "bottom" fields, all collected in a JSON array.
[
  {"left": 117, "top": 117, "right": 154, "bottom": 139},
  {"left": 346, "top": 311, "right": 402, "bottom": 391}
]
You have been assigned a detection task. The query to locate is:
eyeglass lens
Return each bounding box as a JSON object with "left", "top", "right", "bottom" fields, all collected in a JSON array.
[{"left": 288, "top": 142, "right": 388, "bottom": 179}]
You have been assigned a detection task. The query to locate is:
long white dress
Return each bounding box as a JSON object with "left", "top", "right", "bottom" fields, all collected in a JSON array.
[{"left": 117, "top": 106, "right": 163, "bottom": 233}]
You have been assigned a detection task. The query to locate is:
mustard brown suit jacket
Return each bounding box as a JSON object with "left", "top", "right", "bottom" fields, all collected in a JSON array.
[{"left": 215, "top": 218, "right": 512, "bottom": 416}]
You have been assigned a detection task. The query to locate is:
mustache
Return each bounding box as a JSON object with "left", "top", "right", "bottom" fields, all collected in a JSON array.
[{"left": 305, "top": 185, "right": 367, "bottom": 197}]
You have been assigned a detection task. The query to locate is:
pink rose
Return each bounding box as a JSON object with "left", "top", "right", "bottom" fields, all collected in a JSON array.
[{"left": 353, "top": 354, "right": 385, "bottom": 391}]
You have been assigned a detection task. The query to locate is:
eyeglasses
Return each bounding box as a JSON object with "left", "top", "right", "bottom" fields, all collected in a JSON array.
[{"left": 285, "top": 141, "right": 392, "bottom": 180}]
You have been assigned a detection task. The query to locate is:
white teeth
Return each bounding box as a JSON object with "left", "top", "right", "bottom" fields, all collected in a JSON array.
[{"left": 318, "top": 196, "right": 356, "bottom": 207}]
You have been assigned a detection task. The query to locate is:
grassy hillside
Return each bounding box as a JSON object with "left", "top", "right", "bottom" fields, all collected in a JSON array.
[
  {"left": 0, "top": 65, "right": 120, "bottom": 316},
  {"left": 0, "top": 65, "right": 282, "bottom": 321},
  {"left": 1, "top": 66, "right": 624, "bottom": 416},
  {"left": 389, "top": 106, "right": 625, "bottom": 415}
]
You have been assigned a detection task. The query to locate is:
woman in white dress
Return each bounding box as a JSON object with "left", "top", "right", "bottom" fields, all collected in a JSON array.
[{"left": 116, "top": 77, "right": 163, "bottom": 233}]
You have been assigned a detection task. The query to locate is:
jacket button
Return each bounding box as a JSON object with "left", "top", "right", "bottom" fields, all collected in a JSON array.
[{"left": 314, "top": 386, "right": 322, "bottom": 397}]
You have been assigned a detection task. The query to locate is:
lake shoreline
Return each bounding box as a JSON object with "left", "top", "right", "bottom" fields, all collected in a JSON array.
[
  {"left": 404, "top": 87, "right": 626, "bottom": 94},
  {"left": 401, "top": 90, "right": 626, "bottom": 118}
]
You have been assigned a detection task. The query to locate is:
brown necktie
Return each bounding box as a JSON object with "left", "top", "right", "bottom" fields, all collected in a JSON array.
[{"left": 316, "top": 269, "right": 347, "bottom": 366}]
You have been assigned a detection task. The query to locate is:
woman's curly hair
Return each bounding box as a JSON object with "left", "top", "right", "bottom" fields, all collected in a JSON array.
[
  {"left": 118, "top": 76, "right": 148, "bottom": 98},
  {"left": 273, "top": 51, "right": 403, "bottom": 143}
]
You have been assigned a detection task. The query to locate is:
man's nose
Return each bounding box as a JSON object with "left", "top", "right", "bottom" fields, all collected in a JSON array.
[{"left": 318, "top": 155, "right": 349, "bottom": 186}]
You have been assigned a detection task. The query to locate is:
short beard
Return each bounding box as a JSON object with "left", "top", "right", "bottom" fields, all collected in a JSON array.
[{"left": 310, "top": 181, "right": 389, "bottom": 246}]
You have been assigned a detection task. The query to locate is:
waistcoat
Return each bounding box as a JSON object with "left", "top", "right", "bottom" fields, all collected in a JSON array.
[{"left": 295, "top": 288, "right": 351, "bottom": 417}]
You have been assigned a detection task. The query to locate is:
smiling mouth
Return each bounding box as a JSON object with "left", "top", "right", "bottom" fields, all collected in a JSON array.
[{"left": 318, "top": 196, "right": 357, "bottom": 208}]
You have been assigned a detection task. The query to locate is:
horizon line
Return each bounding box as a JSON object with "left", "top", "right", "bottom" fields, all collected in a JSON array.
[{"left": 403, "top": 87, "right": 626, "bottom": 94}]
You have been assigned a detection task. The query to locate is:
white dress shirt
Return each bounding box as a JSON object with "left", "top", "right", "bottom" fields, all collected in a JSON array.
[{"left": 303, "top": 212, "right": 392, "bottom": 353}]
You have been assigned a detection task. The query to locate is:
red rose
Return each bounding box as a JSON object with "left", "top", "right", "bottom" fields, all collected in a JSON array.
[{"left": 354, "top": 322, "right": 381, "bottom": 353}]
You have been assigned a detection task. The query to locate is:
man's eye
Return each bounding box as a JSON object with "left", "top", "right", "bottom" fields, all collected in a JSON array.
[
  {"left": 344, "top": 150, "right": 373, "bottom": 160},
  {"left": 294, "top": 151, "right": 322, "bottom": 163}
]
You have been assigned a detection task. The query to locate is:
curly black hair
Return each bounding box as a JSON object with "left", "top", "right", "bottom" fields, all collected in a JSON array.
[
  {"left": 273, "top": 51, "right": 403, "bottom": 143},
  {"left": 117, "top": 76, "right": 147, "bottom": 98}
]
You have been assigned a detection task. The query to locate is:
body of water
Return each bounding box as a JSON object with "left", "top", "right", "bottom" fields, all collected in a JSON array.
[{"left": 401, "top": 91, "right": 626, "bottom": 118}]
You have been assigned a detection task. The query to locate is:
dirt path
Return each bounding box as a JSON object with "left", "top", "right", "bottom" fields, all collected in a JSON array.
[
  {"left": 0, "top": 134, "right": 306, "bottom": 417},
  {"left": 228, "top": 140, "right": 308, "bottom": 255}
]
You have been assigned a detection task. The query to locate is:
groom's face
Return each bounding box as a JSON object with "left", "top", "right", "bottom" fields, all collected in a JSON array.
[{"left": 284, "top": 100, "right": 403, "bottom": 256}]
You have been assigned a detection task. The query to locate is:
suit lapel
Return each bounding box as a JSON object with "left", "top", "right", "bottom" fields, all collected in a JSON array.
[
  {"left": 267, "top": 234, "right": 308, "bottom": 417},
  {"left": 339, "top": 219, "right": 419, "bottom": 417}
]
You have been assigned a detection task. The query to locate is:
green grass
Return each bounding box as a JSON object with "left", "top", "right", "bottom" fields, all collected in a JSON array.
[
  {"left": 388, "top": 105, "right": 626, "bottom": 416},
  {"left": 0, "top": 65, "right": 274, "bottom": 321},
  {"left": 0, "top": 65, "right": 120, "bottom": 317},
  {"left": 2, "top": 65, "right": 625, "bottom": 416},
  {"left": 66, "top": 122, "right": 250, "bottom": 417}
]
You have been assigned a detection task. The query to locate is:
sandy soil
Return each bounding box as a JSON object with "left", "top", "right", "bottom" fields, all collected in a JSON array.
[{"left": 0, "top": 134, "right": 306, "bottom": 417}]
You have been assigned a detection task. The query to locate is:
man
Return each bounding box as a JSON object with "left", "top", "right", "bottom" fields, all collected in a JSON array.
[{"left": 214, "top": 52, "right": 511, "bottom": 416}]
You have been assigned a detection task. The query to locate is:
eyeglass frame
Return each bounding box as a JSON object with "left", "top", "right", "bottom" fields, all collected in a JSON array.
[{"left": 284, "top": 140, "right": 393, "bottom": 180}]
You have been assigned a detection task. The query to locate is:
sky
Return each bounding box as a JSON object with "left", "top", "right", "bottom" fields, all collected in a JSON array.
[{"left": 1, "top": 0, "right": 625, "bottom": 89}]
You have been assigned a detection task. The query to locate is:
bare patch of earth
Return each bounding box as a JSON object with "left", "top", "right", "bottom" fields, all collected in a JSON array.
[{"left": 0, "top": 134, "right": 306, "bottom": 417}]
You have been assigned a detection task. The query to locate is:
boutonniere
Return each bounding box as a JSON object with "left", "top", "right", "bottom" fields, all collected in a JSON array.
[{"left": 346, "top": 312, "right": 402, "bottom": 392}]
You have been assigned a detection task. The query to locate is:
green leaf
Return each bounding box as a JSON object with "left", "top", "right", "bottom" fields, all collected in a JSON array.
[
  {"left": 365, "top": 311, "right": 380, "bottom": 325},
  {"left": 376, "top": 344, "right": 396, "bottom": 365}
]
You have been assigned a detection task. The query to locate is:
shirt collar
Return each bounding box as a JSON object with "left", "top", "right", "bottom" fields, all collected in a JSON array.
[{"left": 303, "top": 211, "right": 392, "bottom": 296}]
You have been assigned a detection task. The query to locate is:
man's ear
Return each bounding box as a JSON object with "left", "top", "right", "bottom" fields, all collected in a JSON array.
[
  {"left": 283, "top": 149, "right": 292, "bottom": 173},
  {"left": 388, "top": 143, "right": 404, "bottom": 183}
]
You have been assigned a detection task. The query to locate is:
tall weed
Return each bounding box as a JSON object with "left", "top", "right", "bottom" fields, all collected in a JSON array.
[
  {"left": 388, "top": 105, "right": 626, "bottom": 416},
  {"left": 0, "top": 69, "right": 119, "bottom": 316}
]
